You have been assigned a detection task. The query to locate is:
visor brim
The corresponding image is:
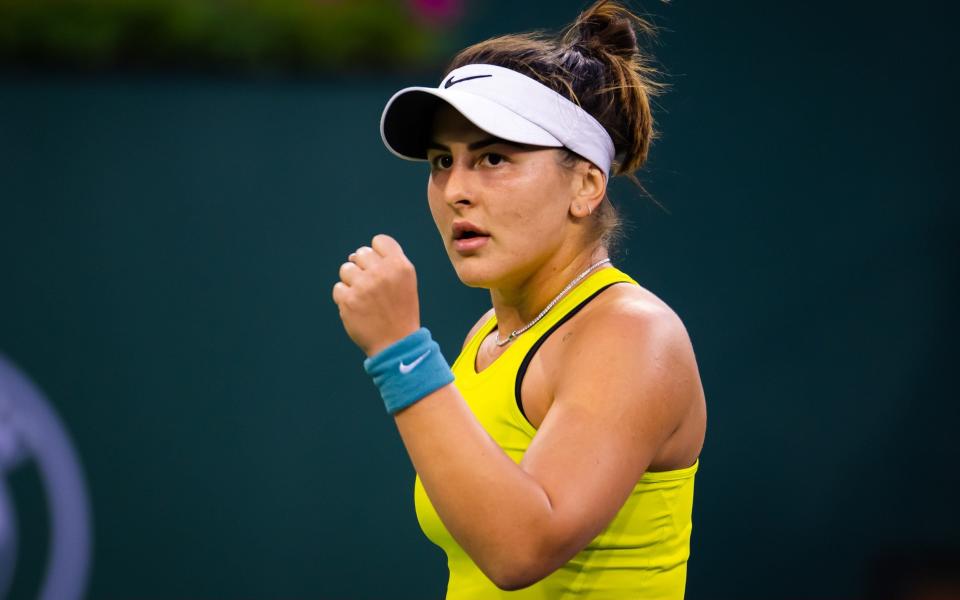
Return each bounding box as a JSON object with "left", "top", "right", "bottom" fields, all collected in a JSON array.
[{"left": 380, "top": 87, "right": 564, "bottom": 162}]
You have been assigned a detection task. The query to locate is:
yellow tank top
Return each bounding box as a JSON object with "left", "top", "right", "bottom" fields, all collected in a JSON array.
[{"left": 414, "top": 265, "right": 698, "bottom": 599}]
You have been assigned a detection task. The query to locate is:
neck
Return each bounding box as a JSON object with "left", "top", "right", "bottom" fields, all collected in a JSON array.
[{"left": 489, "top": 244, "right": 610, "bottom": 341}]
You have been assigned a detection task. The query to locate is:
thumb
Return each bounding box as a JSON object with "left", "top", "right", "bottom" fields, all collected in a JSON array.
[{"left": 371, "top": 233, "right": 405, "bottom": 258}]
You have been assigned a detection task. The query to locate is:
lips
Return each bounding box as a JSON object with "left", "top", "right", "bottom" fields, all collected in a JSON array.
[
  {"left": 452, "top": 221, "right": 489, "bottom": 241},
  {"left": 452, "top": 220, "right": 490, "bottom": 253}
]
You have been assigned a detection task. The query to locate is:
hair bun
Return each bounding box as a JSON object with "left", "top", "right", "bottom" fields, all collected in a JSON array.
[
  {"left": 557, "top": 1, "right": 664, "bottom": 176},
  {"left": 565, "top": 0, "right": 647, "bottom": 59}
]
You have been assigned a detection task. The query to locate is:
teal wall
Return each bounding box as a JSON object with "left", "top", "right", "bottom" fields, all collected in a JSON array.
[{"left": 1, "top": 1, "right": 957, "bottom": 598}]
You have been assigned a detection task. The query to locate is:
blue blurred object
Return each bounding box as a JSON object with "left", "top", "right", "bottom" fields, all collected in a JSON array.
[{"left": 0, "top": 354, "right": 91, "bottom": 600}]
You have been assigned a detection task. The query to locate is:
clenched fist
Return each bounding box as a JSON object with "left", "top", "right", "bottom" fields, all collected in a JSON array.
[{"left": 333, "top": 234, "right": 421, "bottom": 357}]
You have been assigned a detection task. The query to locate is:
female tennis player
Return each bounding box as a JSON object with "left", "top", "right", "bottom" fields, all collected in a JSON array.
[{"left": 333, "top": 1, "right": 706, "bottom": 597}]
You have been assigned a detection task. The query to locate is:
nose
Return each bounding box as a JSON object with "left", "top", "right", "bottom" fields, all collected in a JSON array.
[{"left": 441, "top": 162, "right": 475, "bottom": 209}]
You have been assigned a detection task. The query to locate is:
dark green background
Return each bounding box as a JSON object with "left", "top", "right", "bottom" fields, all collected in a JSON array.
[{"left": 1, "top": 1, "right": 957, "bottom": 598}]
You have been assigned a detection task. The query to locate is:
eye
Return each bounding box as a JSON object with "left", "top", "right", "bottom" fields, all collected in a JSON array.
[
  {"left": 481, "top": 153, "right": 505, "bottom": 167},
  {"left": 430, "top": 154, "right": 453, "bottom": 170}
]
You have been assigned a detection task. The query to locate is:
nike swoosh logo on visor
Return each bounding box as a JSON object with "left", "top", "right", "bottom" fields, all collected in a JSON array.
[
  {"left": 444, "top": 74, "right": 493, "bottom": 88},
  {"left": 399, "top": 350, "right": 431, "bottom": 374}
]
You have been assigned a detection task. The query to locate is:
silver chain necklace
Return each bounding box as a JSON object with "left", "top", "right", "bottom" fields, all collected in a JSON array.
[{"left": 495, "top": 257, "right": 611, "bottom": 346}]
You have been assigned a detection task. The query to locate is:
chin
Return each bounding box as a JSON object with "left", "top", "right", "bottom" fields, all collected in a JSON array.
[
  {"left": 451, "top": 263, "right": 493, "bottom": 289},
  {"left": 448, "top": 254, "right": 500, "bottom": 289}
]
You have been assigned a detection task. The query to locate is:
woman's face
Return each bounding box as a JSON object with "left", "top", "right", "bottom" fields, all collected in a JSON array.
[{"left": 426, "top": 105, "right": 581, "bottom": 289}]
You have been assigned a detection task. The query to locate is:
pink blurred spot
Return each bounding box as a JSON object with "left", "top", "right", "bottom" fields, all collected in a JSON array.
[{"left": 409, "top": 0, "right": 464, "bottom": 27}]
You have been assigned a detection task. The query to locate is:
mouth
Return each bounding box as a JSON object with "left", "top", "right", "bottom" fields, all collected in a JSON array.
[
  {"left": 452, "top": 221, "right": 490, "bottom": 253},
  {"left": 452, "top": 220, "right": 490, "bottom": 239}
]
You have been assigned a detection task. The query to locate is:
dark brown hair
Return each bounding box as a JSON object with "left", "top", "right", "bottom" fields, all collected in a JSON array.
[{"left": 445, "top": 0, "right": 666, "bottom": 249}]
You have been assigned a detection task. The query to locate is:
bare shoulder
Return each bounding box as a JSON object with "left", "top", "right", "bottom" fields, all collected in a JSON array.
[
  {"left": 554, "top": 281, "right": 702, "bottom": 415},
  {"left": 575, "top": 282, "right": 693, "bottom": 353},
  {"left": 462, "top": 307, "right": 496, "bottom": 350}
]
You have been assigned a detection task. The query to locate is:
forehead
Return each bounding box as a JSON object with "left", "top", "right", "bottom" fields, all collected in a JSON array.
[{"left": 430, "top": 104, "right": 488, "bottom": 144}]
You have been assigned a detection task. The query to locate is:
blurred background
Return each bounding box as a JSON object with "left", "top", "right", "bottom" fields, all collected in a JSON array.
[{"left": 1, "top": 0, "right": 958, "bottom": 598}]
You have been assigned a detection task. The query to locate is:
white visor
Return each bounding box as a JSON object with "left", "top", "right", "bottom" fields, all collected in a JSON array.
[{"left": 380, "top": 63, "right": 616, "bottom": 176}]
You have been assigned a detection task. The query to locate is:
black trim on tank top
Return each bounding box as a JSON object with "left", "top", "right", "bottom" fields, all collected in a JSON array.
[{"left": 514, "top": 282, "right": 623, "bottom": 427}]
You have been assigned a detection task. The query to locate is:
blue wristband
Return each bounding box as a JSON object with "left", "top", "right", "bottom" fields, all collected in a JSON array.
[{"left": 363, "top": 327, "right": 455, "bottom": 414}]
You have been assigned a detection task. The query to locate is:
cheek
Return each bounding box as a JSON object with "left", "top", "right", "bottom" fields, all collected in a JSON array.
[
  {"left": 426, "top": 177, "right": 445, "bottom": 229},
  {"left": 496, "top": 173, "right": 569, "bottom": 233}
]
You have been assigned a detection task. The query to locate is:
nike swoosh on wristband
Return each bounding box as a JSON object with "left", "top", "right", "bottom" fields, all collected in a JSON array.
[
  {"left": 399, "top": 350, "right": 431, "bottom": 374},
  {"left": 443, "top": 74, "right": 492, "bottom": 88}
]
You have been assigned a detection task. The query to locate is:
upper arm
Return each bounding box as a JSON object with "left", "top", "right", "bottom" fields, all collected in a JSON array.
[{"left": 519, "top": 303, "right": 700, "bottom": 565}]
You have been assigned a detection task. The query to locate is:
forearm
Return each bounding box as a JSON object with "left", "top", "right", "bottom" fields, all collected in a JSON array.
[{"left": 393, "top": 382, "right": 558, "bottom": 585}]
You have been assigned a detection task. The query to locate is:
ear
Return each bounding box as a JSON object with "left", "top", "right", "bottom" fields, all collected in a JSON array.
[{"left": 569, "top": 162, "right": 607, "bottom": 219}]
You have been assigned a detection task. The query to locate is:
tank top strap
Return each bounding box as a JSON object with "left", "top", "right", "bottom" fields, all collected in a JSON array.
[
  {"left": 451, "top": 265, "right": 637, "bottom": 382},
  {"left": 504, "top": 265, "right": 638, "bottom": 356}
]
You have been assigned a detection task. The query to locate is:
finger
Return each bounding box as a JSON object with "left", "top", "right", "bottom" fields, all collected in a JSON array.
[
  {"left": 371, "top": 234, "right": 403, "bottom": 258},
  {"left": 339, "top": 261, "right": 361, "bottom": 285},
  {"left": 352, "top": 246, "right": 377, "bottom": 269},
  {"left": 332, "top": 281, "right": 349, "bottom": 305}
]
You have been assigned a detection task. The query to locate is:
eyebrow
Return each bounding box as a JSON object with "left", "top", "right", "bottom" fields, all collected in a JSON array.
[{"left": 427, "top": 137, "right": 530, "bottom": 152}]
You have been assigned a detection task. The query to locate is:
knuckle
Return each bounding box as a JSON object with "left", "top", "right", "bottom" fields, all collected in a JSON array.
[{"left": 341, "top": 294, "right": 356, "bottom": 310}]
